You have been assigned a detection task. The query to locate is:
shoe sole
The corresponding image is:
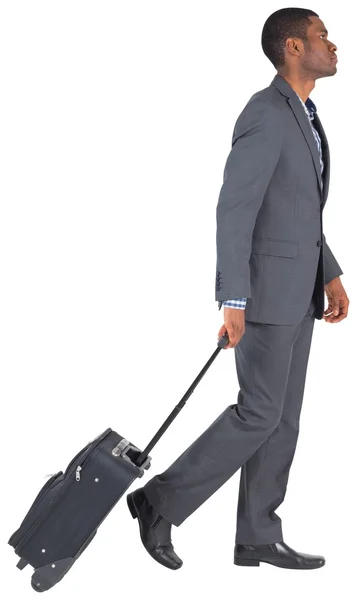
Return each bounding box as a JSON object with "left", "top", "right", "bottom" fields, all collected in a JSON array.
[
  {"left": 234, "top": 556, "right": 325, "bottom": 569},
  {"left": 234, "top": 557, "right": 260, "bottom": 567},
  {"left": 127, "top": 493, "right": 138, "bottom": 520},
  {"left": 126, "top": 493, "right": 182, "bottom": 571}
]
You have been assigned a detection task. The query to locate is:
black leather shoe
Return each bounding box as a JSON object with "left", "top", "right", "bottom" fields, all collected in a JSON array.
[
  {"left": 234, "top": 541, "right": 325, "bottom": 569},
  {"left": 127, "top": 487, "right": 183, "bottom": 570}
]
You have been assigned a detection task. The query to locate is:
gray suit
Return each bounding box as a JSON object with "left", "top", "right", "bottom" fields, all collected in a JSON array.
[
  {"left": 143, "top": 74, "right": 343, "bottom": 544},
  {"left": 215, "top": 73, "right": 342, "bottom": 324}
]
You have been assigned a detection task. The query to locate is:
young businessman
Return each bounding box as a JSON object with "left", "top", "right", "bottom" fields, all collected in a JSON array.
[{"left": 127, "top": 7, "right": 349, "bottom": 570}]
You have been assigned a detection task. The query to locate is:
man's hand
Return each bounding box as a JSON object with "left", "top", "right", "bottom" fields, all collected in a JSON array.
[
  {"left": 217, "top": 307, "right": 245, "bottom": 349},
  {"left": 323, "top": 276, "right": 349, "bottom": 323}
]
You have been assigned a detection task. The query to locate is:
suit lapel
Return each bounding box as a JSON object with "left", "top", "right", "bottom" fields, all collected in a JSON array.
[
  {"left": 270, "top": 75, "right": 324, "bottom": 203},
  {"left": 313, "top": 112, "right": 330, "bottom": 209},
  {"left": 287, "top": 94, "right": 323, "bottom": 197}
]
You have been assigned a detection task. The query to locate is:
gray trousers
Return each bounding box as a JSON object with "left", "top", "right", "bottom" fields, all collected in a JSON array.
[{"left": 143, "top": 294, "right": 316, "bottom": 545}]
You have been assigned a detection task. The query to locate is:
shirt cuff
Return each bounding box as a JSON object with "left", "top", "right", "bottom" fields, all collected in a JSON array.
[{"left": 222, "top": 298, "right": 247, "bottom": 309}]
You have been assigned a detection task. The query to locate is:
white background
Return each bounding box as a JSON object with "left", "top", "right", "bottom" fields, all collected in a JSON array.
[{"left": 0, "top": 1, "right": 355, "bottom": 598}]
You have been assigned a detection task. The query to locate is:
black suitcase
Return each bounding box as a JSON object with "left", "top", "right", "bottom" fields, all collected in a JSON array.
[{"left": 8, "top": 332, "right": 229, "bottom": 592}]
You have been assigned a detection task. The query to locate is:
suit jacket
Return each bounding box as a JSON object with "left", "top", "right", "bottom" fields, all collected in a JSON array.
[{"left": 215, "top": 73, "right": 343, "bottom": 325}]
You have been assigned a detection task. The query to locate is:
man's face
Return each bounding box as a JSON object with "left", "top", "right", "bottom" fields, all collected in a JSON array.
[{"left": 301, "top": 16, "right": 338, "bottom": 78}]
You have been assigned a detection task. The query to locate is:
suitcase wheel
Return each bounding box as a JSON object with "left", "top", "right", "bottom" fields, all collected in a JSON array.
[
  {"left": 31, "top": 557, "right": 75, "bottom": 592},
  {"left": 31, "top": 580, "right": 44, "bottom": 593}
]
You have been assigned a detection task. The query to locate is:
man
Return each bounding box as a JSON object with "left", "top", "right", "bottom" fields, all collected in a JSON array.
[{"left": 127, "top": 8, "right": 349, "bottom": 570}]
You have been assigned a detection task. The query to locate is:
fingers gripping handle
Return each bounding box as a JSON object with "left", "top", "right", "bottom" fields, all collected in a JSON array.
[{"left": 217, "top": 332, "right": 229, "bottom": 349}]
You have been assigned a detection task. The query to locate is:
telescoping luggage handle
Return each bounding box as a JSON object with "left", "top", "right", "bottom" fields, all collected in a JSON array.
[{"left": 134, "top": 332, "right": 230, "bottom": 468}]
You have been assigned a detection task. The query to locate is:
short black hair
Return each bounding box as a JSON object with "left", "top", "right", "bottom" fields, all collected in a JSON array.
[{"left": 261, "top": 8, "right": 319, "bottom": 68}]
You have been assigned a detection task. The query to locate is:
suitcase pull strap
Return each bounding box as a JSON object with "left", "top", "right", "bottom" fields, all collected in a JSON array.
[{"left": 134, "top": 332, "right": 229, "bottom": 468}]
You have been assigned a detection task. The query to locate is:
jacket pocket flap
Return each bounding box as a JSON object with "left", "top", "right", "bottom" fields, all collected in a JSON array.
[{"left": 251, "top": 237, "right": 298, "bottom": 258}]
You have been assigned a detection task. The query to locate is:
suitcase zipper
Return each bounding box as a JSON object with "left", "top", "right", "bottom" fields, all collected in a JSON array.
[
  {"left": 63, "top": 428, "right": 112, "bottom": 482},
  {"left": 71, "top": 428, "right": 112, "bottom": 482}
]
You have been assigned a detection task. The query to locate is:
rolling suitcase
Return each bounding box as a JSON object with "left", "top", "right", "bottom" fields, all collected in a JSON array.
[{"left": 8, "top": 332, "right": 229, "bottom": 592}]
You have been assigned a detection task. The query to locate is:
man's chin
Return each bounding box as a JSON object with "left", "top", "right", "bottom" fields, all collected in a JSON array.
[
  {"left": 316, "top": 66, "right": 338, "bottom": 80},
  {"left": 329, "top": 60, "right": 338, "bottom": 74}
]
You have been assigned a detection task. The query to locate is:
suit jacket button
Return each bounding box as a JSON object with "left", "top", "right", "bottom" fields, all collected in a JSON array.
[{"left": 317, "top": 240, "right": 322, "bottom": 247}]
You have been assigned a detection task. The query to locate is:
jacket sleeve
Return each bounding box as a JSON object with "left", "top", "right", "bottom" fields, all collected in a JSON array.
[
  {"left": 322, "top": 233, "right": 343, "bottom": 284},
  {"left": 215, "top": 99, "right": 283, "bottom": 303}
]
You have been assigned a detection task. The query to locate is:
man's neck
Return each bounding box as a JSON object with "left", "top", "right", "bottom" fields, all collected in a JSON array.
[{"left": 277, "top": 70, "right": 316, "bottom": 103}]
